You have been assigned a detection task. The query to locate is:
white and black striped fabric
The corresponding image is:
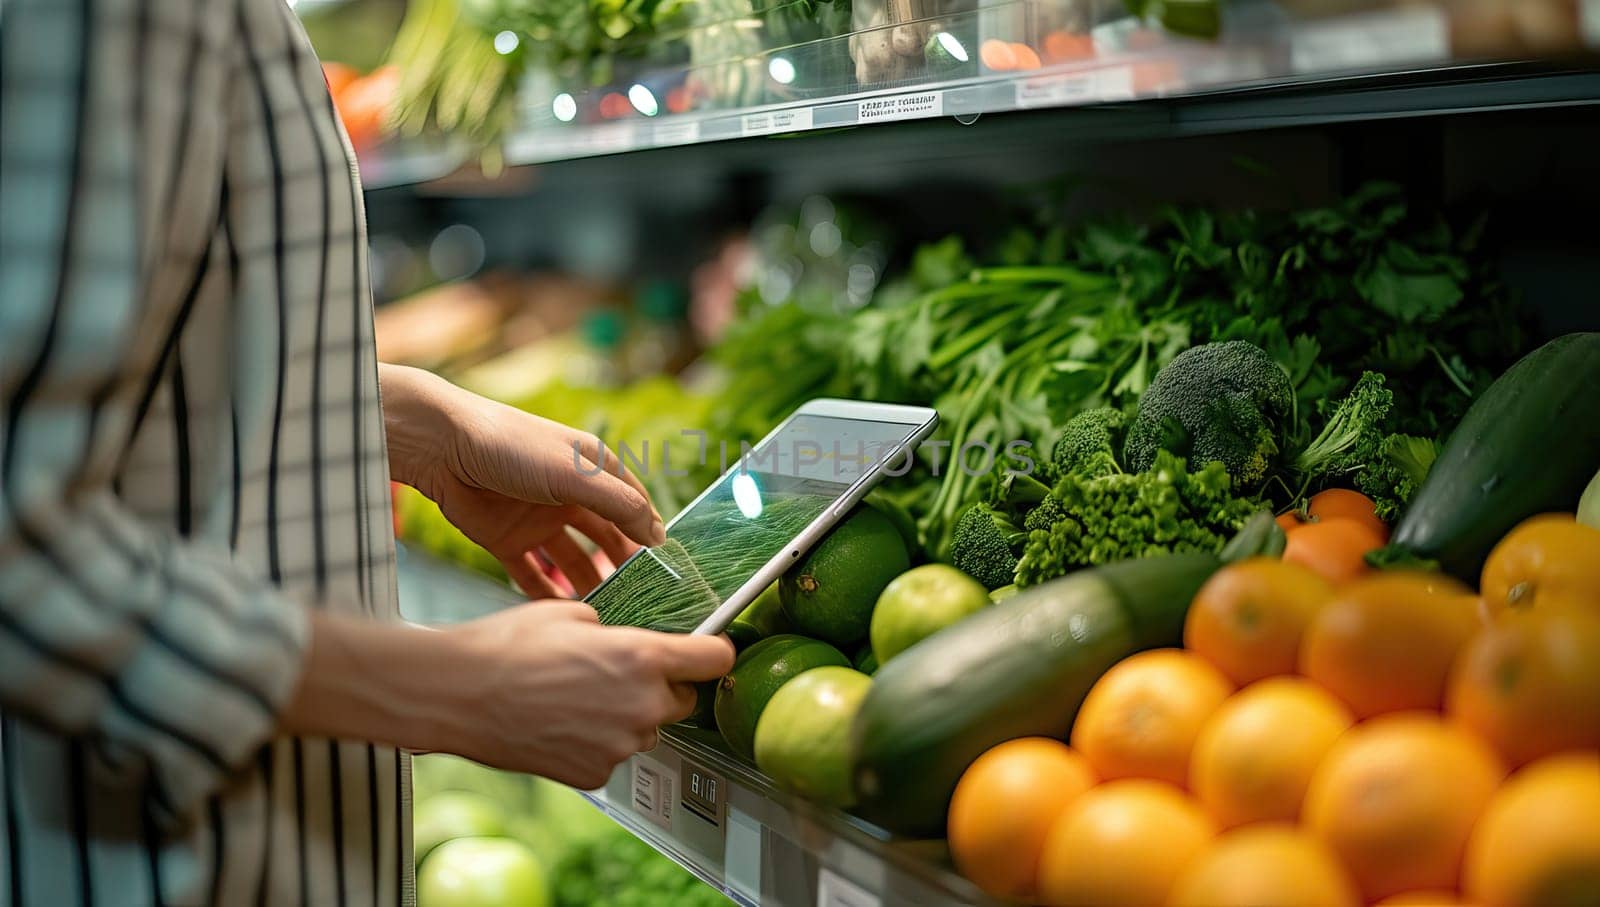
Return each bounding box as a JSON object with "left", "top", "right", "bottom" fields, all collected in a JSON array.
[{"left": 1, "top": 0, "right": 408, "bottom": 903}]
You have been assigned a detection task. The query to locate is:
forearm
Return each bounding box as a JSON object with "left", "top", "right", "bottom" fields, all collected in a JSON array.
[
  {"left": 279, "top": 611, "right": 477, "bottom": 753},
  {"left": 379, "top": 362, "right": 456, "bottom": 489}
]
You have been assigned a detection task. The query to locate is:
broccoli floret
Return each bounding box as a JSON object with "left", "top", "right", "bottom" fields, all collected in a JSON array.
[
  {"left": 1123, "top": 340, "right": 1293, "bottom": 485},
  {"left": 1051, "top": 408, "right": 1127, "bottom": 479},
  {"left": 1023, "top": 495, "right": 1068, "bottom": 532},
  {"left": 1013, "top": 450, "right": 1257, "bottom": 588},
  {"left": 1293, "top": 372, "right": 1394, "bottom": 485},
  {"left": 950, "top": 503, "right": 1026, "bottom": 590},
  {"left": 1356, "top": 433, "right": 1440, "bottom": 522}
]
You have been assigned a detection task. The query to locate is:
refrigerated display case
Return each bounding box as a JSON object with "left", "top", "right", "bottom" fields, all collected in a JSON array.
[{"left": 330, "top": 1, "right": 1600, "bottom": 904}]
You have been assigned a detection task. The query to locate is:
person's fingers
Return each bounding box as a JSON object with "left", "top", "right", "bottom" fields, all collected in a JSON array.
[
  {"left": 506, "top": 552, "right": 565, "bottom": 599},
  {"left": 565, "top": 507, "right": 640, "bottom": 567},
  {"left": 651, "top": 633, "right": 737, "bottom": 682},
  {"left": 635, "top": 727, "right": 659, "bottom": 754},
  {"left": 665, "top": 682, "right": 699, "bottom": 723},
  {"left": 544, "top": 531, "right": 603, "bottom": 596},
  {"left": 565, "top": 430, "right": 656, "bottom": 518},
  {"left": 554, "top": 459, "right": 664, "bottom": 547}
]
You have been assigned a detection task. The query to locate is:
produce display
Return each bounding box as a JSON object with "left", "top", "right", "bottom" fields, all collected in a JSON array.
[{"left": 386, "top": 182, "right": 1596, "bottom": 905}]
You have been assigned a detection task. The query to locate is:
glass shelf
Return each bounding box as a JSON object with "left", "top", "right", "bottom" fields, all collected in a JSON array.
[
  {"left": 394, "top": 546, "right": 998, "bottom": 907},
  {"left": 489, "top": 0, "right": 1600, "bottom": 166}
]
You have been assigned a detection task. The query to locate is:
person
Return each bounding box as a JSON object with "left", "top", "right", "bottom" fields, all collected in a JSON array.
[{"left": 0, "top": 0, "right": 735, "bottom": 903}]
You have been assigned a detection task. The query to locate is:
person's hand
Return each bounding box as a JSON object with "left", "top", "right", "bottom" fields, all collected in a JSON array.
[
  {"left": 281, "top": 603, "right": 735, "bottom": 791},
  {"left": 443, "top": 601, "right": 734, "bottom": 788},
  {"left": 382, "top": 365, "right": 664, "bottom": 596}
]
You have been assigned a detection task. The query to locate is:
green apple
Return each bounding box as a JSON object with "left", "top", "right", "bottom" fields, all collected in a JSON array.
[
  {"left": 417, "top": 837, "right": 548, "bottom": 907},
  {"left": 413, "top": 792, "right": 506, "bottom": 866}
]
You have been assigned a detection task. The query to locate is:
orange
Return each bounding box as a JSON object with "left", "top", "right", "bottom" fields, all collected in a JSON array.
[
  {"left": 1070, "top": 649, "right": 1233, "bottom": 787},
  {"left": 1480, "top": 514, "right": 1600, "bottom": 617},
  {"left": 1304, "top": 713, "right": 1506, "bottom": 902},
  {"left": 1299, "top": 572, "right": 1481, "bottom": 718},
  {"left": 1189, "top": 677, "right": 1354, "bottom": 828},
  {"left": 1374, "top": 893, "right": 1472, "bottom": 906},
  {"left": 1464, "top": 752, "right": 1600, "bottom": 907},
  {"left": 1169, "top": 824, "right": 1361, "bottom": 907},
  {"left": 946, "top": 738, "right": 1097, "bottom": 900},
  {"left": 1308, "top": 488, "right": 1391, "bottom": 542},
  {"left": 1447, "top": 607, "right": 1600, "bottom": 767},
  {"left": 1283, "top": 518, "right": 1385, "bottom": 585},
  {"left": 1184, "top": 558, "right": 1333, "bottom": 686},
  {"left": 1034, "top": 780, "right": 1214, "bottom": 906}
]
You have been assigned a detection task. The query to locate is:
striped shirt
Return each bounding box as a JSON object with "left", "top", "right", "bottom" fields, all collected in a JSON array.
[{"left": 1, "top": 0, "right": 408, "bottom": 903}]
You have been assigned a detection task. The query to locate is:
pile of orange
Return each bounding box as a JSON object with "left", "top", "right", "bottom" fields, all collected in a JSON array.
[{"left": 946, "top": 508, "right": 1600, "bottom": 906}]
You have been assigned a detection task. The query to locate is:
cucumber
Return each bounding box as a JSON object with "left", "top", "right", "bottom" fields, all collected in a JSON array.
[
  {"left": 848, "top": 552, "right": 1219, "bottom": 838},
  {"left": 715, "top": 635, "right": 850, "bottom": 761},
  {"left": 1377, "top": 333, "right": 1600, "bottom": 580},
  {"left": 1579, "top": 466, "right": 1600, "bottom": 530}
]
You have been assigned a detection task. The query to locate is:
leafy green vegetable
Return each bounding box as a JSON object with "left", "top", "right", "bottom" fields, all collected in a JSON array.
[
  {"left": 1356, "top": 434, "right": 1442, "bottom": 522},
  {"left": 1291, "top": 371, "right": 1395, "bottom": 488},
  {"left": 553, "top": 822, "right": 728, "bottom": 907},
  {"left": 1123, "top": 341, "right": 1293, "bottom": 485},
  {"left": 1014, "top": 451, "right": 1255, "bottom": 588}
]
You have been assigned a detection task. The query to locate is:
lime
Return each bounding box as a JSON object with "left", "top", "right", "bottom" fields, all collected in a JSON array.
[
  {"left": 781, "top": 506, "right": 910, "bottom": 648},
  {"left": 865, "top": 490, "right": 922, "bottom": 559},
  {"left": 753, "top": 666, "right": 873, "bottom": 808},
  {"left": 853, "top": 644, "right": 879, "bottom": 676},
  {"left": 870, "top": 564, "right": 991, "bottom": 665},
  {"left": 413, "top": 791, "right": 507, "bottom": 866},
  {"left": 726, "top": 580, "right": 791, "bottom": 652},
  {"left": 714, "top": 634, "right": 849, "bottom": 760},
  {"left": 417, "top": 837, "right": 548, "bottom": 907}
]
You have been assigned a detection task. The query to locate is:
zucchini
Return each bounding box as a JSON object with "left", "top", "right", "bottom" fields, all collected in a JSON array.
[
  {"left": 1376, "top": 333, "right": 1600, "bottom": 580},
  {"left": 847, "top": 552, "right": 1218, "bottom": 838}
]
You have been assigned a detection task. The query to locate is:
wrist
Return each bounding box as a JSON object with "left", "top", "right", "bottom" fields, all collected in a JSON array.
[
  {"left": 380, "top": 363, "right": 457, "bottom": 491},
  {"left": 280, "top": 612, "right": 480, "bottom": 755}
]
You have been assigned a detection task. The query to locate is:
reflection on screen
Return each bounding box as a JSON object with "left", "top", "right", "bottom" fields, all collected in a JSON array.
[{"left": 585, "top": 414, "right": 920, "bottom": 632}]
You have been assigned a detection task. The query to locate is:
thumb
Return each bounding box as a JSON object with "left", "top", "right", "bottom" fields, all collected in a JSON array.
[{"left": 652, "top": 633, "right": 736, "bottom": 683}]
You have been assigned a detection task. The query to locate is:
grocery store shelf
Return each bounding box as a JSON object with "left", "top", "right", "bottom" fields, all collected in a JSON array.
[
  {"left": 487, "top": 0, "right": 1600, "bottom": 168},
  {"left": 355, "top": 141, "right": 470, "bottom": 191},
  {"left": 395, "top": 547, "right": 996, "bottom": 907}
]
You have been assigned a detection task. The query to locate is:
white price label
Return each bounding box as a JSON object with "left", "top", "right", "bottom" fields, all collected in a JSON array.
[
  {"left": 630, "top": 755, "right": 674, "bottom": 831},
  {"left": 1015, "top": 66, "right": 1137, "bottom": 108},
  {"left": 1016, "top": 71, "right": 1098, "bottom": 108},
  {"left": 654, "top": 120, "right": 701, "bottom": 146},
  {"left": 1290, "top": 7, "right": 1449, "bottom": 74},
  {"left": 585, "top": 123, "right": 636, "bottom": 153},
  {"left": 817, "top": 868, "right": 880, "bottom": 907},
  {"left": 741, "top": 107, "right": 814, "bottom": 136},
  {"left": 856, "top": 91, "right": 943, "bottom": 123}
]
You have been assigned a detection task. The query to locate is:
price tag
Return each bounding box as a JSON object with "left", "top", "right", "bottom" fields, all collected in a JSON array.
[
  {"left": 817, "top": 868, "right": 880, "bottom": 907},
  {"left": 1094, "top": 66, "right": 1136, "bottom": 102},
  {"left": 630, "top": 754, "right": 674, "bottom": 831},
  {"left": 654, "top": 119, "right": 701, "bottom": 146},
  {"left": 679, "top": 759, "right": 726, "bottom": 829},
  {"left": 1015, "top": 71, "right": 1098, "bottom": 108},
  {"left": 856, "top": 91, "right": 944, "bottom": 123},
  {"left": 1289, "top": 7, "right": 1449, "bottom": 74},
  {"left": 741, "top": 107, "right": 814, "bottom": 136}
]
